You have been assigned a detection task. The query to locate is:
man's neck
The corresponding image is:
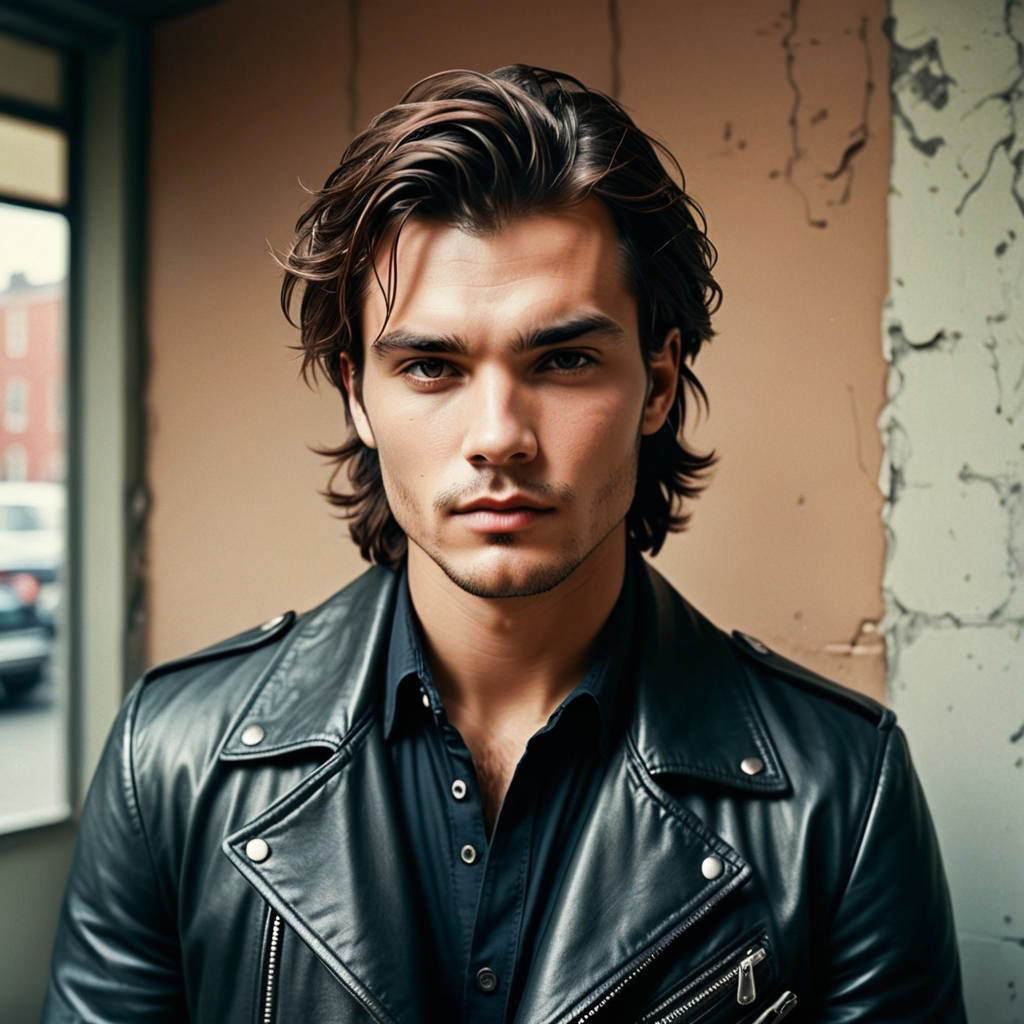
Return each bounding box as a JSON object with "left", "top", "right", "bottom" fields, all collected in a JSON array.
[{"left": 406, "top": 528, "right": 628, "bottom": 742}]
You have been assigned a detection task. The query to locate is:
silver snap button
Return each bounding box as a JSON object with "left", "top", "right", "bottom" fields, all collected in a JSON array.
[
  {"left": 421, "top": 690, "right": 430, "bottom": 708},
  {"left": 742, "top": 632, "right": 770, "bottom": 654},
  {"left": 451, "top": 779, "right": 468, "bottom": 800},
  {"left": 476, "top": 966, "right": 498, "bottom": 993},
  {"left": 260, "top": 614, "right": 285, "bottom": 632},
  {"left": 701, "top": 855, "right": 724, "bottom": 880},
  {"left": 460, "top": 843, "right": 478, "bottom": 865},
  {"left": 245, "top": 838, "right": 270, "bottom": 863},
  {"left": 740, "top": 756, "right": 765, "bottom": 776},
  {"left": 240, "top": 724, "right": 265, "bottom": 746}
]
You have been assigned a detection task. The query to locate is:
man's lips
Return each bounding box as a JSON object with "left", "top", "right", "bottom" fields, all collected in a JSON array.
[
  {"left": 450, "top": 501, "right": 555, "bottom": 532},
  {"left": 452, "top": 496, "right": 553, "bottom": 514}
]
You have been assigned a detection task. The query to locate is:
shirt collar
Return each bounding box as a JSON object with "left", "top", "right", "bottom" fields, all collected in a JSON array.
[{"left": 382, "top": 548, "right": 639, "bottom": 759}]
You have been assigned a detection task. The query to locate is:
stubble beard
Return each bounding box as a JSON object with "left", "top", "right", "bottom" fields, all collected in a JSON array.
[{"left": 385, "top": 430, "right": 642, "bottom": 599}]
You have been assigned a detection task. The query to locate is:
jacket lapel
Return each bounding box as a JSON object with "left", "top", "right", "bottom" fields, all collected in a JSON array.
[
  {"left": 510, "top": 562, "right": 790, "bottom": 1024},
  {"left": 219, "top": 567, "right": 430, "bottom": 1024},
  {"left": 215, "top": 558, "right": 790, "bottom": 1024}
]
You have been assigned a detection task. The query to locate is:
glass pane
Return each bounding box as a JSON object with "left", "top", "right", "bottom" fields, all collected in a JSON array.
[
  {"left": 0, "top": 114, "right": 67, "bottom": 206},
  {"left": 0, "top": 33, "right": 62, "bottom": 111},
  {"left": 0, "top": 202, "right": 70, "bottom": 832}
]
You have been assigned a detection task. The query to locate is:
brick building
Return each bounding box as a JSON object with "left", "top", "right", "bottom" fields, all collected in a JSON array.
[{"left": 0, "top": 272, "right": 65, "bottom": 482}]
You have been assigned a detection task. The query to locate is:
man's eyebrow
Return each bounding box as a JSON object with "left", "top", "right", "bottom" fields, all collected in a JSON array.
[{"left": 369, "top": 312, "right": 627, "bottom": 360}]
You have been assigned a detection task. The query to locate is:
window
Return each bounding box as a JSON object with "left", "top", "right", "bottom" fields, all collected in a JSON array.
[
  {"left": 0, "top": 27, "right": 71, "bottom": 835},
  {"left": 2, "top": 443, "right": 27, "bottom": 481},
  {"left": 4, "top": 306, "right": 27, "bottom": 357},
  {"left": 3, "top": 377, "right": 27, "bottom": 433}
]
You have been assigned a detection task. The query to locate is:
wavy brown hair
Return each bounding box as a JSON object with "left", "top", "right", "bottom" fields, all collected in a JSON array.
[{"left": 278, "top": 64, "right": 722, "bottom": 568}]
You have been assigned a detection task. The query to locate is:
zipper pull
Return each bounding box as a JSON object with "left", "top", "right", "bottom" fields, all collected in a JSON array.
[
  {"left": 736, "top": 946, "right": 767, "bottom": 1005},
  {"left": 751, "top": 990, "right": 798, "bottom": 1023}
]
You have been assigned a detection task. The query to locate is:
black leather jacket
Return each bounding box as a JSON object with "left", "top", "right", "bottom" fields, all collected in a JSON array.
[{"left": 43, "top": 559, "right": 967, "bottom": 1023}]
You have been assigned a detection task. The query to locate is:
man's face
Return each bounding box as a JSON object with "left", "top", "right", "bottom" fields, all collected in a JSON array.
[{"left": 343, "top": 197, "right": 679, "bottom": 598}]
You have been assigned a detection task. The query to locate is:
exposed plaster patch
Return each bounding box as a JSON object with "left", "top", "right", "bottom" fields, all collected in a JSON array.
[
  {"left": 884, "top": 1, "right": 1024, "bottom": 1009},
  {"left": 884, "top": 18, "right": 954, "bottom": 157},
  {"left": 885, "top": 482, "right": 1013, "bottom": 620},
  {"left": 955, "top": 0, "right": 1024, "bottom": 218},
  {"left": 885, "top": 627, "right": 1024, "bottom": 939},
  {"left": 985, "top": 312, "right": 1024, "bottom": 425}
]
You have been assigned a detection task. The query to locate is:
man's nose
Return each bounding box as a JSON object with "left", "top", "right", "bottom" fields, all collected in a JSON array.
[{"left": 460, "top": 369, "right": 538, "bottom": 466}]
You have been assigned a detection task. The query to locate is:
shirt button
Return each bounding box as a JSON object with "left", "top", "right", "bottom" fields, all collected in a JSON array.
[
  {"left": 460, "top": 843, "right": 478, "bottom": 865},
  {"left": 420, "top": 689, "right": 430, "bottom": 708},
  {"left": 451, "top": 779, "right": 468, "bottom": 800},
  {"left": 475, "top": 966, "right": 498, "bottom": 993}
]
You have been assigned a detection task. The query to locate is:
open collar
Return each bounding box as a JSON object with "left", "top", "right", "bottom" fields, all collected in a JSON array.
[
  {"left": 379, "top": 549, "right": 641, "bottom": 761},
  {"left": 219, "top": 556, "right": 788, "bottom": 796}
]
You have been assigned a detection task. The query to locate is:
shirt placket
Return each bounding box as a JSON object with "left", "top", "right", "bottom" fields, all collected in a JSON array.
[
  {"left": 423, "top": 681, "right": 541, "bottom": 1023},
  {"left": 461, "top": 768, "right": 536, "bottom": 1023}
]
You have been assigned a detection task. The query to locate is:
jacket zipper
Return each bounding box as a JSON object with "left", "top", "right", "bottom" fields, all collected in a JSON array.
[
  {"left": 636, "top": 943, "right": 768, "bottom": 1024},
  {"left": 256, "top": 906, "right": 387, "bottom": 1024},
  {"left": 573, "top": 885, "right": 748, "bottom": 1024},
  {"left": 260, "top": 911, "right": 282, "bottom": 1024}
]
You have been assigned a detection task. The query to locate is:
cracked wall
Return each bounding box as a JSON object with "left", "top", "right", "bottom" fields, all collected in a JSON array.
[
  {"left": 883, "top": 1, "right": 1024, "bottom": 1016},
  {"left": 149, "top": 0, "right": 893, "bottom": 711},
  {"left": 619, "top": 0, "right": 891, "bottom": 699}
]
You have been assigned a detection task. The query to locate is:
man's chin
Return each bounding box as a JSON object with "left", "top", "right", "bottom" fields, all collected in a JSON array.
[{"left": 428, "top": 543, "right": 584, "bottom": 599}]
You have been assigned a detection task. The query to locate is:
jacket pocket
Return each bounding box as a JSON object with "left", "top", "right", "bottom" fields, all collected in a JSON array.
[
  {"left": 257, "top": 909, "right": 284, "bottom": 1024},
  {"left": 633, "top": 929, "right": 773, "bottom": 1024}
]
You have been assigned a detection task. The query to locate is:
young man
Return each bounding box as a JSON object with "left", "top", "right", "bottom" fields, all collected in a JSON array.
[{"left": 44, "top": 65, "right": 966, "bottom": 1023}]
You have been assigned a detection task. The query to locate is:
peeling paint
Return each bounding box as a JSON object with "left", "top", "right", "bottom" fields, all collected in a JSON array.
[
  {"left": 884, "top": 18, "right": 954, "bottom": 157},
  {"left": 883, "top": 1, "right": 1024, "bottom": 1016}
]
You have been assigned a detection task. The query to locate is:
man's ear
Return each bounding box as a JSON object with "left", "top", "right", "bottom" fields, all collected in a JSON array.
[
  {"left": 640, "top": 327, "right": 681, "bottom": 436},
  {"left": 338, "top": 353, "right": 377, "bottom": 449}
]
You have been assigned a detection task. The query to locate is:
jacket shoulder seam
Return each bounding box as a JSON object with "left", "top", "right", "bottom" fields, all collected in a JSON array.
[
  {"left": 729, "top": 630, "right": 892, "bottom": 727},
  {"left": 140, "top": 610, "right": 297, "bottom": 689}
]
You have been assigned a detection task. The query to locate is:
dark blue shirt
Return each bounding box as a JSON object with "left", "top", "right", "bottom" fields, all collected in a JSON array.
[{"left": 381, "top": 549, "right": 639, "bottom": 1022}]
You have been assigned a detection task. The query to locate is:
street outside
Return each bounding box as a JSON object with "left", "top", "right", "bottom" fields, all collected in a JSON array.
[{"left": 0, "top": 661, "right": 69, "bottom": 833}]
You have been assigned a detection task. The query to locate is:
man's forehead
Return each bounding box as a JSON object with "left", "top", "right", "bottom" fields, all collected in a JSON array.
[{"left": 360, "top": 200, "right": 633, "bottom": 343}]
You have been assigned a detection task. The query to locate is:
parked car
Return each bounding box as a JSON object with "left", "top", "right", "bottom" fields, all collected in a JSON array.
[
  {"left": 0, "top": 581, "right": 51, "bottom": 702},
  {"left": 0, "top": 481, "right": 64, "bottom": 573},
  {"left": 0, "top": 480, "right": 63, "bottom": 618},
  {"left": 0, "top": 482, "right": 63, "bottom": 703}
]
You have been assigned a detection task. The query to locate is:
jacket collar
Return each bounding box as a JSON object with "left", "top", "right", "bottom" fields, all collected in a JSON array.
[
  {"left": 219, "top": 556, "right": 789, "bottom": 794},
  {"left": 219, "top": 555, "right": 789, "bottom": 1024}
]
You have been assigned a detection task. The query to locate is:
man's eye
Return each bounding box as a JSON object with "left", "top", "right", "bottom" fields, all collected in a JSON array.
[
  {"left": 544, "top": 351, "right": 594, "bottom": 372},
  {"left": 402, "top": 359, "right": 452, "bottom": 380}
]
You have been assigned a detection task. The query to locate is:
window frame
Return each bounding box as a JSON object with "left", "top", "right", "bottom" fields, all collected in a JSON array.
[{"left": 0, "top": 3, "right": 149, "bottom": 840}]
